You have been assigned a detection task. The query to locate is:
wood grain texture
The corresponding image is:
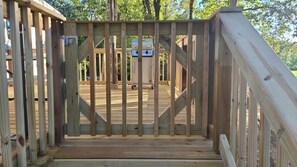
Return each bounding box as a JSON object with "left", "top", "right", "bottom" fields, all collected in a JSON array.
[
  {"left": 10, "top": 1, "right": 27, "bottom": 166},
  {"left": 44, "top": 16, "right": 55, "bottom": 147},
  {"left": 170, "top": 22, "right": 176, "bottom": 136},
  {"left": 105, "top": 23, "right": 112, "bottom": 136},
  {"left": 88, "top": 23, "right": 96, "bottom": 136},
  {"left": 34, "top": 11, "right": 47, "bottom": 154},
  {"left": 219, "top": 134, "right": 236, "bottom": 167},
  {"left": 121, "top": 23, "right": 127, "bottom": 136},
  {"left": 202, "top": 22, "right": 210, "bottom": 137},
  {"left": 220, "top": 12, "right": 297, "bottom": 166},
  {"left": 186, "top": 22, "right": 193, "bottom": 136},
  {"left": 238, "top": 72, "right": 247, "bottom": 167},
  {"left": 153, "top": 23, "right": 160, "bottom": 136},
  {"left": 259, "top": 109, "right": 270, "bottom": 167},
  {"left": 21, "top": 6, "right": 38, "bottom": 162},
  {"left": 230, "top": 58, "right": 239, "bottom": 157},
  {"left": 64, "top": 22, "right": 80, "bottom": 136},
  {"left": 137, "top": 23, "right": 143, "bottom": 136},
  {"left": 0, "top": 0, "right": 13, "bottom": 166},
  {"left": 247, "top": 89, "right": 257, "bottom": 167}
]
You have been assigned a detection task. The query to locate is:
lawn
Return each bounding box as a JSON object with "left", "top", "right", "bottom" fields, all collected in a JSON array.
[{"left": 292, "top": 70, "right": 297, "bottom": 77}]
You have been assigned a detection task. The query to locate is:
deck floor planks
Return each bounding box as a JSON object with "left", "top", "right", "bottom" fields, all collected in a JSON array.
[{"left": 55, "top": 137, "right": 220, "bottom": 160}]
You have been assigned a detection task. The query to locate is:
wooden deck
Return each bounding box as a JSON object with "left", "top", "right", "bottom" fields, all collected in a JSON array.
[{"left": 52, "top": 136, "right": 222, "bottom": 167}]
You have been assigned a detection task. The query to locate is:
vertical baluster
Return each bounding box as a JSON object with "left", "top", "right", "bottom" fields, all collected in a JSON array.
[
  {"left": 121, "top": 23, "right": 127, "bottom": 136},
  {"left": 230, "top": 58, "right": 239, "bottom": 157},
  {"left": 44, "top": 16, "right": 55, "bottom": 146},
  {"left": 202, "top": 21, "right": 209, "bottom": 137},
  {"left": 22, "top": 6, "right": 38, "bottom": 161},
  {"left": 84, "top": 59, "right": 87, "bottom": 81},
  {"left": 137, "top": 23, "right": 143, "bottom": 136},
  {"left": 238, "top": 72, "right": 247, "bottom": 167},
  {"left": 186, "top": 22, "right": 193, "bottom": 136},
  {"left": 0, "top": 1, "right": 13, "bottom": 165},
  {"left": 105, "top": 23, "right": 112, "bottom": 136},
  {"left": 259, "top": 108, "right": 270, "bottom": 167},
  {"left": 170, "top": 22, "right": 176, "bottom": 136},
  {"left": 10, "top": 1, "right": 27, "bottom": 165},
  {"left": 154, "top": 23, "right": 160, "bottom": 136},
  {"left": 34, "top": 11, "right": 47, "bottom": 154},
  {"left": 247, "top": 89, "right": 257, "bottom": 167},
  {"left": 89, "top": 23, "right": 96, "bottom": 136}
]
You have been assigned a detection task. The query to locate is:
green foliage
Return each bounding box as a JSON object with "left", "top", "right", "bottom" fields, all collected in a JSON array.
[{"left": 291, "top": 71, "right": 297, "bottom": 77}]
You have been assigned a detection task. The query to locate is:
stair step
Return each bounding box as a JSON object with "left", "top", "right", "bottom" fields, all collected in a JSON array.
[{"left": 52, "top": 159, "right": 223, "bottom": 167}]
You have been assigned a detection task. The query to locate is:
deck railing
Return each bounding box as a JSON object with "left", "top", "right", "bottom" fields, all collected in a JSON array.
[
  {"left": 63, "top": 20, "right": 210, "bottom": 137},
  {"left": 212, "top": 7, "right": 297, "bottom": 167},
  {"left": 0, "top": 0, "right": 65, "bottom": 166}
]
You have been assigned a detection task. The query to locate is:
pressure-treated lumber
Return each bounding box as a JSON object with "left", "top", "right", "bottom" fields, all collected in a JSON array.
[
  {"left": 78, "top": 36, "right": 104, "bottom": 62},
  {"left": 202, "top": 22, "right": 210, "bottom": 137},
  {"left": 158, "top": 80, "right": 196, "bottom": 124},
  {"left": 105, "top": 23, "right": 112, "bottom": 136},
  {"left": 137, "top": 23, "right": 143, "bottom": 136},
  {"left": 247, "top": 89, "right": 257, "bottom": 167},
  {"left": 213, "top": 13, "right": 232, "bottom": 152},
  {"left": 9, "top": 1, "right": 27, "bottom": 165},
  {"left": 54, "top": 159, "right": 223, "bottom": 167},
  {"left": 186, "top": 22, "right": 193, "bottom": 136},
  {"left": 52, "top": 20, "right": 65, "bottom": 144},
  {"left": 22, "top": 6, "right": 38, "bottom": 162},
  {"left": 154, "top": 23, "right": 160, "bottom": 136},
  {"left": 64, "top": 22, "right": 80, "bottom": 136},
  {"left": 220, "top": 12, "right": 297, "bottom": 166},
  {"left": 170, "top": 22, "right": 176, "bottom": 136},
  {"left": 259, "top": 110, "right": 270, "bottom": 167},
  {"left": 88, "top": 23, "right": 96, "bottom": 136},
  {"left": 219, "top": 134, "right": 236, "bottom": 167},
  {"left": 34, "top": 11, "right": 47, "bottom": 154},
  {"left": 0, "top": 1, "right": 13, "bottom": 166},
  {"left": 79, "top": 96, "right": 106, "bottom": 125},
  {"left": 121, "top": 23, "right": 127, "bottom": 136},
  {"left": 44, "top": 16, "right": 55, "bottom": 147},
  {"left": 159, "top": 35, "right": 196, "bottom": 79},
  {"left": 238, "top": 72, "right": 247, "bottom": 167},
  {"left": 230, "top": 58, "right": 239, "bottom": 157}
]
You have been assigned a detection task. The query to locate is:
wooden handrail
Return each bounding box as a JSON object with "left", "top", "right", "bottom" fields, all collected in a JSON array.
[{"left": 220, "top": 12, "right": 297, "bottom": 166}]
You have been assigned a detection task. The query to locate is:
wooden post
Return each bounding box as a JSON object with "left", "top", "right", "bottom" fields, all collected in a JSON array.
[
  {"left": 9, "top": 1, "right": 27, "bottom": 165},
  {"left": 230, "top": 58, "right": 239, "bottom": 157},
  {"left": 52, "top": 20, "right": 65, "bottom": 144},
  {"left": 84, "top": 59, "right": 87, "bottom": 81},
  {"left": 247, "top": 89, "right": 257, "bottom": 167},
  {"left": 0, "top": 1, "right": 13, "bottom": 165},
  {"left": 89, "top": 23, "right": 96, "bottom": 136},
  {"left": 154, "top": 23, "right": 160, "bottom": 136},
  {"left": 121, "top": 23, "right": 127, "bottom": 136},
  {"left": 170, "top": 23, "right": 176, "bottom": 136},
  {"left": 238, "top": 72, "right": 247, "bottom": 167},
  {"left": 64, "top": 22, "right": 80, "bottom": 136},
  {"left": 202, "top": 22, "right": 210, "bottom": 137},
  {"left": 213, "top": 14, "right": 232, "bottom": 152},
  {"left": 105, "top": 23, "right": 112, "bottom": 136},
  {"left": 259, "top": 109, "right": 270, "bottom": 167},
  {"left": 22, "top": 6, "right": 38, "bottom": 161},
  {"left": 44, "top": 16, "right": 55, "bottom": 147},
  {"left": 34, "top": 11, "right": 47, "bottom": 154},
  {"left": 186, "top": 22, "right": 193, "bottom": 136},
  {"left": 137, "top": 23, "right": 143, "bottom": 136}
]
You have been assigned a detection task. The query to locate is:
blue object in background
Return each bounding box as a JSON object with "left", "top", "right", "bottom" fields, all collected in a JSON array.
[{"left": 131, "top": 50, "right": 154, "bottom": 57}]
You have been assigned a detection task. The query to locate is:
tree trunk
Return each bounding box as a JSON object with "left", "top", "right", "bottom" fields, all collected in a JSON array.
[
  {"left": 189, "top": 0, "right": 194, "bottom": 20},
  {"left": 153, "top": 0, "right": 160, "bottom": 20}
]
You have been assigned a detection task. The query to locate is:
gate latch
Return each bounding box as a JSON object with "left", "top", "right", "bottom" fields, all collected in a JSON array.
[{"left": 62, "top": 36, "right": 77, "bottom": 46}]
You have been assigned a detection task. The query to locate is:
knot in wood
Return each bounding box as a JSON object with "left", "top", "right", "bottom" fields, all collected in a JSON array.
[
  {"left": 264, "top": 75, "right": 271, "bottom": 81},
  {"left": 18, "top": 136, "right": 25, "bottom": 147},
  {"left": 276, "top": 125, "right": 285, "bottom": 140}
]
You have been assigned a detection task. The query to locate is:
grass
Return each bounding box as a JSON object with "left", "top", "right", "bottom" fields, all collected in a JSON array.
[{"left": 292, "top": 70, "right": 297, "bottom": 77}]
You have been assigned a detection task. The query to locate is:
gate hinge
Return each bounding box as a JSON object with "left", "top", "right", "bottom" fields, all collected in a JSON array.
[{"left": 62, "top": 36, "right": 77, "bottom": 46}]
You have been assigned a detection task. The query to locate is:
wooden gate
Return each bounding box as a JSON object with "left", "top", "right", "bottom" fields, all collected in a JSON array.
[{"left": 63, "top": 20, "right": 210, "bottom": 137}]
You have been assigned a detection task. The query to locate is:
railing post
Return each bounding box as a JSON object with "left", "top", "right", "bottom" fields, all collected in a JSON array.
[
  {"left": 213, "top": 13, "right": 232, "bottom": 153},
  {"left": 52, "top": 20, "right": 65, "bottom": 144}
]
